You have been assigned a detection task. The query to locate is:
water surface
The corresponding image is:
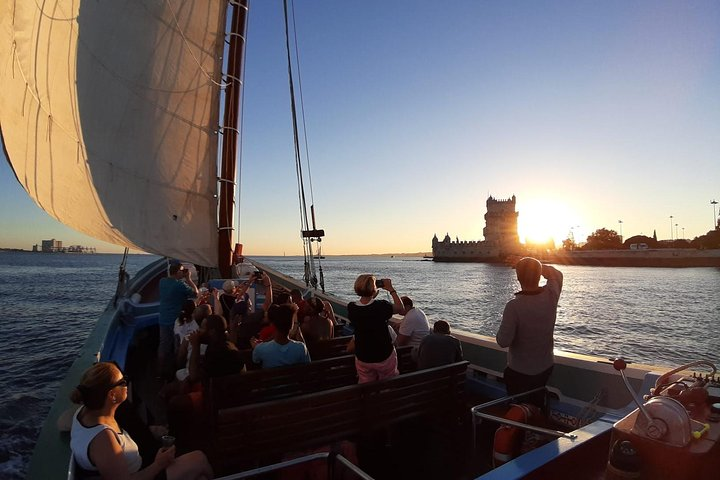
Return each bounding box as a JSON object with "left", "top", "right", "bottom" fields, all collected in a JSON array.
[{"left": 1, "top": 252, "right": 718, "bottom": 479}]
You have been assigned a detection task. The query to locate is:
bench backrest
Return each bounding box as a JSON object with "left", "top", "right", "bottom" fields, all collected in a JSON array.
[
  {"left": 207, "top": 354, "right": 358, "bottom": 412},
  {"left": 211, "top": 360, "right": 468, "bottom": 475},
  {"left": 305, "top": 335, "right": 354, "bottom": 360},
  {"left": 395, "top": 344, "right": 415, "bottom": 374}
]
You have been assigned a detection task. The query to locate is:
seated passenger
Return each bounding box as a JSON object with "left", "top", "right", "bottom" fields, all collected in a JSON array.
[
  {"left": 251, "top": 304, "right": 311, "bottom": 369},
  {"left": 417, "top": 320, "right": 463, "bottom": 370},
  {"left": 191, "top": 303, "right": 212, "bottom": 330},
  {"left": 174, "top": 299, "right": 199, "bottom": 352},
  {"left": 290, "top": 288, "right": 310, "bottom": 321},
  {"left": 174, "top": 304, "right": 211, "bottom": 377},
  {"left": 236, "top": 272, "right": 273, "bottom": 348},
  {"left": 188, "top": 314, "right": 244, "bottom": 381},
  {"left": 168, "top": 315, "right": 245, "bottom": 452},
  {"left": 70, "top": 362, "right": 212, "bottom": 480},
  {"left": 257, "top": 290, "right": 289, "bottom": 342},
  {"left": 218, "top": 280, "right": 238, "bottom": 320},
  {"left": 227, "top": 297, "right": 249, "bottom": 345},
  {"left": 301, "top": 297, "right": 335, "bottom": 343},
  {"left": 396, "top": 296, "right": 430, "bottom": 360}
]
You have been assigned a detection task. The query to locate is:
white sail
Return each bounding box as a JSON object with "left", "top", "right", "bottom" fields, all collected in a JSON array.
[{"left": 0, "top": 0, "right": 227, "bottom": 267}]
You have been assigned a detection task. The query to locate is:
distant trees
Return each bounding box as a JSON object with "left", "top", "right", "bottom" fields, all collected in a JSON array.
[
  {"left": 562, "top": 226, "right": 720, "bottom": 251},
  {"left": 690, "top": 230, "right": 720, "bottom": 249},
  {"left": 582, "top": 228, "right": 622, "bottom": 250},
  {"left": 622, "top": 235, "right": 657, "bottom": 249},
  {"left": 561, "top": 238, "right": 576, "bottom": 251}
]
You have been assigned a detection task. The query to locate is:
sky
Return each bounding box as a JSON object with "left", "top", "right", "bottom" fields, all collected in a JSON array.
[{"left": 1, "top": 0, "right": 719, "bottom": 255}]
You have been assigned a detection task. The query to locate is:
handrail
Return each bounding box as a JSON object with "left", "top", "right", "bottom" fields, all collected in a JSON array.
[
  {"left": 214, "top": 452, "right": 374, "bottom": 480},
  {"left": 471, "top": 387, "right": 577, "bottom": 450}
]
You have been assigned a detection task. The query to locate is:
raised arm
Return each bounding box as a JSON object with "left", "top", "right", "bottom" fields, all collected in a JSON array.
[
  {"left": 380, "top": 278, "right": 404, "bottom": 314},
  {"left": 183, "top": 268, "right": 198, "bottom": 296},
  {"left": 542, "top": 264, "right": 562, "bottom": 283},
  {"left": 541, "top": 264, "right": 563, "bottom": 301},
  {"left": 261, "top": 273, "right": 273, "bottom": 312}
]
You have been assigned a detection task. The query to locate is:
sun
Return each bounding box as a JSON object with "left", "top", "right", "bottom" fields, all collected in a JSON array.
[{"left": 517, "top": 199, "right": 580, "bottom": 247}]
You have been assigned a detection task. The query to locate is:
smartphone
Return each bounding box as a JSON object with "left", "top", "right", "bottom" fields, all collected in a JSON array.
[{"left": 375, "top": 279, "right": 384, "bottom": 288}]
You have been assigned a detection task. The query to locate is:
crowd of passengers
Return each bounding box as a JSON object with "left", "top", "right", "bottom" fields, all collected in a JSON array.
[
  {"left": 67, "top": 264, "right": 465, "bottom": 479},
  {"left": 164, "top": 268, "right": 463, "bottom": 385}
]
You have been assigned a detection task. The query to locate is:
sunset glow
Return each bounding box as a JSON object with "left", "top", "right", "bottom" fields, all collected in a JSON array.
[{"left": 517, "top": 199, "right": 583, "bottom": 247}]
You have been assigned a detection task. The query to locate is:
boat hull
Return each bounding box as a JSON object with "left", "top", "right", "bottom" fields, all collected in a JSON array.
[{"left": 27, "top": 257, "right": 682, "bottom": 479}]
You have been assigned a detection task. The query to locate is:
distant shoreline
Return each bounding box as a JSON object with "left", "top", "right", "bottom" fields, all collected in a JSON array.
[
  {"left": 0, "top": 248, "right": 431, "bottom": 257},
  {"left": 0, "top": 248, "right": 124, "bottom": 254}
]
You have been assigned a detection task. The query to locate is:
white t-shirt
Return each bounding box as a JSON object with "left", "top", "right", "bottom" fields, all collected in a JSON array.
[
  {"left": 399, "top": 307, "right": 430, "bottom": 350},
  {"left": 388, "top": 325, "right": 397, "bottom": 343},
  {"left": 174, "top": 319, "right": 199, "bottom": 343}
]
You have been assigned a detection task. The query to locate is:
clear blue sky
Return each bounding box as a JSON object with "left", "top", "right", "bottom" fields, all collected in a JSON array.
[{"left": 2, "top": 0, "right": 719, "bottom": 255}]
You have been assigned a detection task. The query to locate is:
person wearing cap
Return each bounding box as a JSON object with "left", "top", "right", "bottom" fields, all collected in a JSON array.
[
  {"left": 158, "top": 262, "right": 198, "bottom": 380},
  {"left": 496, "top": 257, "right": 563, "bottom": 407}
]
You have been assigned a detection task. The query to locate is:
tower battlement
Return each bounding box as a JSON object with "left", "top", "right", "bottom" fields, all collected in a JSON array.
[{"left": 432, "top": 195, "right": 521, "bottom": 262}]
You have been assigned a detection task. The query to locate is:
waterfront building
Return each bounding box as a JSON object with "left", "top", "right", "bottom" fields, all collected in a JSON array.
[
  {"left": 34, "top": 239, "right": 96, "bottom": 253},
  {"left": 41, "top": 239, "right": 63, "bottom": 253},
  {"left": 432, "top": 195, "right": 522, "bottom": 262}
]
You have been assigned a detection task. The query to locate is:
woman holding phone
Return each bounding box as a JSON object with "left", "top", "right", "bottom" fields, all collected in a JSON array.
[{"left": 347, "top": 274, "right": 404, "bottom": 383}]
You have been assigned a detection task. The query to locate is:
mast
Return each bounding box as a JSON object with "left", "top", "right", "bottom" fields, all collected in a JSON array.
[{"left": 218, "top": 0, "right": 249, "bottom": 278}]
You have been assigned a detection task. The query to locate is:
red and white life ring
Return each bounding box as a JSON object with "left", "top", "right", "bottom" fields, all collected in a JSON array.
[{"left": 492, "top": 403, "right": 543, "bottom": 467}]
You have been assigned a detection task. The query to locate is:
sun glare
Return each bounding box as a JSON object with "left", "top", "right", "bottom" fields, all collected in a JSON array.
[{"left": 517, "top": 199, "right": 579, "bottom": 247}]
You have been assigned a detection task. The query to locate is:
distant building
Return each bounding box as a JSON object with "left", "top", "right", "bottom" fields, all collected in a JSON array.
[
  {"left": 432, "top": 195, "right": 522, "bottom": 262},
  {"left": 35, "top": 239, "right": 95, "bottom": 253},
  {"left": 41, "top": 239, "right": 63, "bottom": 253}
]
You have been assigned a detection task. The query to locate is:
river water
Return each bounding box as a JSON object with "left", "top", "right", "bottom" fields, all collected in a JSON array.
[{"left": 1, "top": 251, "right": 718, "bottom": 478}]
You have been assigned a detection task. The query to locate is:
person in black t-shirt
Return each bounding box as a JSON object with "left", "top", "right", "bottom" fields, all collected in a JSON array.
[{"left": 347, "top": 274, "right": 405, "bottom": 383}]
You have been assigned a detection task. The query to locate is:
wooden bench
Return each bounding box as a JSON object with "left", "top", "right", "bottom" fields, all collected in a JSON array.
[
  {"left": 208, "top": 345, "right": 414, "bottom": 415},
  {"left": 210, "top": 360, "right": 469, "bottom": 475},
  {"left": 395, "top": 344, "right": 415, "bottom": 374},
  {"left": 207, "top": 354, "right": 358, "bottom": 412},
  {"left": 304, "top": 336, "right": 414, "bottom": 371},
  {"left": 305, "top": 335, "right": 354, "bottom": 360}
]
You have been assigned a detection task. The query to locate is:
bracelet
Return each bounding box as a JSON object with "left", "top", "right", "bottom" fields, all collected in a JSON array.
[{"left": 388, "top": 289, "right": 397, "bottom": 294}]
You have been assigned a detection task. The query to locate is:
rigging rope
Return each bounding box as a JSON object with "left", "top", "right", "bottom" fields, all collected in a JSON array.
[
  {"left": 288, "top": 0, "right": 324, "bottom": 291},
  {"left": 289, "top": 0, "right": 316, "bottom": 207},
  {"left": 283, "top": 0, "right": 322, "bottom": 289}
]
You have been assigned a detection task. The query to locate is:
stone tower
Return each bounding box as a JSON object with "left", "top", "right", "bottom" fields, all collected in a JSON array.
[{"left": 483, "top": 195, "right": 520, "bottom": 255}]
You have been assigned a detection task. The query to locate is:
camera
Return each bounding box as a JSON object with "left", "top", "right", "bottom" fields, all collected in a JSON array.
[{"left": 375, "top": 279, "right": 384, "bottom": 288}]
